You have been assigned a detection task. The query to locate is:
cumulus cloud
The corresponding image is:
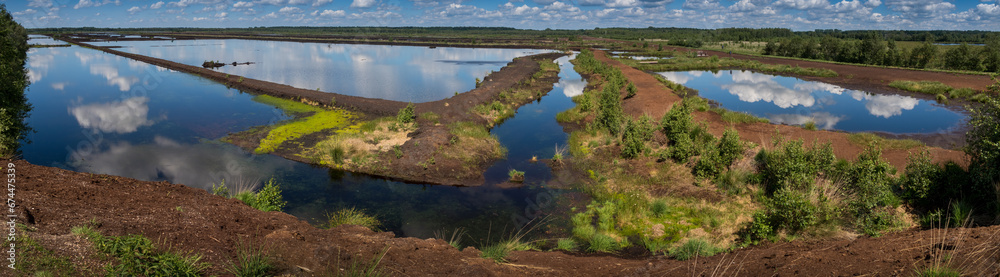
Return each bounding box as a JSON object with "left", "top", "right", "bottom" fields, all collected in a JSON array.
[
  {"left": 849, "top": 91, "right": 919, "bottom": 118},
  {"left": 127, "top": 6, "right": 141, "bottom": 13},
  {"left": 884, "top": 0, "right": 955, "bottom": 18},
  {"left": 682, "top": 0, "right": 721, "bottom": 10},
  {"left": 150, "top": 1, "right": 165, "bottom": 9},
  {"left": 768, "top": 112, "right": 843, "bottom": 130},
  {"left": 319, "top": 9, "right": 346, "bottom": 17},
  {"left": 314, "top": 0, "right": 333, "bottom": 6},
  {"left": 351, "top": 0, "right": 377, "bottom": 8},
  {"left": 74, "top": 0, "right": 120, "bottom": 9},
  {"left": 279, "top": 6, "right": 302, "bottom": 13},
  {"left": 774, "top": 0, "right": 830, "bottom": 10}
]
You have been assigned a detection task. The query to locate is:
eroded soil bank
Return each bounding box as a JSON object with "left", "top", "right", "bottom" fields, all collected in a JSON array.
[{"left": 9, "top": 158, "right": 1000, "bottom": 276}]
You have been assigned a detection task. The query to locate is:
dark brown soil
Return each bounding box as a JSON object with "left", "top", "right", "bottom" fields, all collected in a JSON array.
[{"left": 9, "top": 158, "right": 1000, "bottom": 276}]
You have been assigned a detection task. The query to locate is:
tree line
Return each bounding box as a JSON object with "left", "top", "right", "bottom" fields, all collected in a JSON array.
[
  {"left": 762, "top": 33, "right": 1000, "bottom": 73},
  {"left": 1, "top": 4, "right": 32, "bottom": 158}
]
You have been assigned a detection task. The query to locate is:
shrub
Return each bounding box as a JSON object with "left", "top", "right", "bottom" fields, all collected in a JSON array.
[
  {"left": 327, "top": 207, "right": 381, "bottom": 231},
  {"left": 397, "top": 103, "right": 415, "bottom": 124},
  {"left": 620, "top": 117, "right": 654, "bottom": 159},
  {"left": 755, "top": 139, "right": 835, "bottom": 194},
  {"left": 899, "top": 150, "right": 941, "bottom": 208},
  {"left": 717, "top": 128, "right": 744, "bottom": 167},
  {"left": 844, "top": 143, "right": 901, "bottom": 236},
  {"left": 737, "top": 212, "right": 774, "bottom": 245},
  {"left": 668, "top": 135, "right": 696, "bottom": 163},
  {"left": 96, "top": 234, "right": 210, "bottom": 277},
  {"left": 625, "top": 82, "right": 637, "bottom": 99},
  {"left": 660, "top": 99, "right": 693, "bottom": 143},
  {"left": 766, "top": 188, "right": 818, "bottom": 233},
  {"left": 965, "top": 94, "right": 1000, "bottom": 212},
  {"left": 650, "top": 199, "right": 669, "bottom": 217},
  {"left": 597, "top": 84, "right": 625, "bottom": 136},
  {"left": 587, "top": 233, "right": 620, "bottom": 253}
]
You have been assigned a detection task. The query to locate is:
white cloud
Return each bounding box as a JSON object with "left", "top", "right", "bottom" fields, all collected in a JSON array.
[
  {"left": 351, "top": 0, "right": 376, "bottom": 8},
  {"left": 215, "top": 12, "right": 228, "bottom": 17},
  {"left": 13, "top": 9, "right": 38, "bottom": 16},
  {"left": 233, "top": 1, "right": 254, "bottom": 8},
  {"left": 774, "top": 0, "right": 830, "bottom": 10},
  {"left": 682, "top": 0, "right": 721, "bottom": 10},
  {"left": 884, "top": 0, "right": 955, "bottom": 18},
  {"left": 279, "top": 6, "right": 302, "bottom": 13},
  {"left": 319, "top": 9, "right": 346, "bottom": 16},
  {"left": 150, "top": 1, "right": 165, "bottom": 9},
  {"left": 314, "top": 0, "right": 333, "bottom": 6},
  {"left": 977, "top": 3, "right": 1000, "bottom": 16},
  {"left": 127, "top": 6, "right": 141, "bottom": 13}
]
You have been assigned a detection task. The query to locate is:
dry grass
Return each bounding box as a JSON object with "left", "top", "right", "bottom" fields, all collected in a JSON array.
[{"left": 308, "top": 117, "right": 416, "bottom": 166}]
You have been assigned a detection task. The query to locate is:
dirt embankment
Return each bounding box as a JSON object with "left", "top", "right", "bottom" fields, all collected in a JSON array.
[
  {"left": 10, "top": 158, "right": 1000, "bottom": 276},
  {"left": 591, "top": 49, "right": 968, "bottom": 171}
]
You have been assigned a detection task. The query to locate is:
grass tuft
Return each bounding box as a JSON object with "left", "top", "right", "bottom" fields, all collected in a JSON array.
[{"left": 327, "top": 207, "right": 381, "bottom": 231}]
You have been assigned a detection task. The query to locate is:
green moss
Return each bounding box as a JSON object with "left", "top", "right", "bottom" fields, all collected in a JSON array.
[
  {"left": 255, "top": 108, "right": 354, "bottom": 154},
  {"left": 252, "top": 95, "right": 325, "bottom": 115}
]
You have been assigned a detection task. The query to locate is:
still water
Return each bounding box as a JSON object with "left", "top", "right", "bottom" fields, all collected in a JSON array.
[
  {"left": 88, "top": 39, "right": 551, "bottom": 102},
  {"left": 657, "top": 70, "right": 966, "bottom": 134},
  {"left": 22, "top": 42, "right": 579, "bottom": 241}
]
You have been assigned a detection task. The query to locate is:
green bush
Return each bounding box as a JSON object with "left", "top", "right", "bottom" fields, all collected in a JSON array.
[
  {"left": 767, "top": 188, "right": 818, "bottom": 233},
  {"left": 556, "top": 238, "right": 578, "bottom": 251},
  {"left": 397, "top": 102, "right": 415, "bottom": 124},
  {"left": 844, "top": 143, "right": 901, "bottom": 236},
  {"left": 587, "top": 233, "right": 620, "bottom": 253},
  {"left": 717, "top": 128, "right": 744, "bottom": 168},
  {"left": 625, "top": 82, "right": 637, "bottom": 99},
  {"left": 597, "top": 84, "right": 625, "bottom": 136},
  {"left": 755, "top": 139, "right": 835, "bottom": 194},
  {"left": 650, "top": 199, "right": 668, "bottom": 217},
  {"left": 620, "top": 116, "right": 655, "bottom": 159},
  {"left": 661, "top": 101, "right": 693, "bottom": 143},
  {"left": 668, "top": 135, "right": 696, "bottom": 163},
  {"left": 899, "top": 150, "right": 941, "bottom": 208},
  {"left": 95, "top": 234, "right": 210, "bottom": 277},
  {"left": 737, "top": 212, "right": 774, "bottom": 245},
  {"left": 965, "top": 94, "right": 1000, "bottom": 213}
]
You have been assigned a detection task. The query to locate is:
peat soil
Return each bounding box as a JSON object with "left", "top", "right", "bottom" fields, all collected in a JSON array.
[
  {"left": 591, "top": 49, "right": 968, "bottom": 172},
  {"left": 9, "top": 158, "right": 1000, "bottom": 276}
]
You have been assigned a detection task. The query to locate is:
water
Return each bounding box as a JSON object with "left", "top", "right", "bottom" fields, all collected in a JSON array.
[
  {"left": 656, "top": 70, "right": 966, "bottom": 134},
  {"left": 88, "top": 39, "right": 551, "bottom": 103},
  {"left": 483, "top": 55, "right": 584, "bottom": 184},
  {"left": 21, "top": 42, "right": 583, "bottom": 241}
]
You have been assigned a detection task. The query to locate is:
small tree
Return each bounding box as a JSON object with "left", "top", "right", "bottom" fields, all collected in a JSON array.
[{"left": 397, "top": 103, "right": 415, "bottom": 124}]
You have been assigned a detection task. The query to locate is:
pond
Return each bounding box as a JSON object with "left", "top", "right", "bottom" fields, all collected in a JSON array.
[
  {"left": 21, "top": 41, "right": 581, "bottom": 243},
  {"left": 656, "top": 70, "right": 966, "bottom": 134},
  {"left": 87, "top": 39, "right": 551, "bottom": 103}
]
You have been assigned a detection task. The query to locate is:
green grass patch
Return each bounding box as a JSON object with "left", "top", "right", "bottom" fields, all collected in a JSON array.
[
  {"left": 75, "top": 228, "right": 210, "bottom": 277},
  {"left": 668, "top": 239, "right": 723, "bottom": 260},
  {"left": 889, "top": 80, "right": 953, "bottom": 95},
  {"left": 326, "top": 207, "right": 382, "bottom": 231},
  {"left": 214, "top": 178, "right": 287, "bottom": 212},
  {"left": 252, "top": 95, "right": 326, "bottom": 115},
  {"left": 226, "top": 239, "right": 275, "bottom": 277},
  {"left": 712, "top": 107, "right": 769, "bottom": 124},
  {"left": 847, "top": 133, "right": 924, "bottom": 150},
  {"left": 438, "top": 121, "right": 507, "bottom": 167},
  {"left": 10, "top": 225, "right": 79, "bottom": 276}
]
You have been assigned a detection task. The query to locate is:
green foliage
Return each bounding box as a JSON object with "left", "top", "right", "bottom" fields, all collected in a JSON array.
[
  {"left": 89, "top": 233, "right": 210, "bottom": 277},
  {"left": 889, "top": 80, "right": 953, "bottom": 95},
  {"left": 899, "top": 150, "right": 940, "bottom": 207},
  {"left": 965, "top": 94, "right": 1000, "bottom": 212},
  {"left": 508, "top": 169, "right": 525, "bottom": 182},
  {"left": 737, "top": 212, "right": 775, "bottom": 245},
  {"left": 755, "top": 138, "right": 835, "bottom": 193},
  {"left": 586, "top": 233, "right": 620, "bottom": 253},
  {"left": 227, "top": 240, "right": 275, "bottom": 277},
  {"left": 716, "top": 109, "right": 769, "bottom": 124},
  {"left": 650, "top": 199, "right": 668, "bottom": 217},
  {"left": 238, "top": 178, "right": 287, "bottom": 212},
  {"left": 12, "top": 226, "right": 78, "bottom": 276},
  {"left": 397, "top": 102, "right": 415, "bottom": 124},
  {"left": 555, "top": 238, "right": 578, "bottom": 251},
  {"left": 844, "top": 143, "right": 901, "bottom": 236},
  {"left": 660, "top": 99, "right": 694, "bottom": 143},
  {"left": 327, "top": 207, "right": 381, "bottom": 231},
  {"left": 0, "top": 4, "right": 32, "bottom": 158},
  {"left": 625, "top": 82, "right": 637, "bottom": 99},
  {"left": 669, "top": 239, "right": 721, "bottom": 261},
  {"left": 620, "top": 116, "right": 655, "bottom": 159},
  {"left": 597, "top": 83, "right": 625, "bottom": 136},
  {"left": 917, "top": 266, "right": 961, "bottom": 277},
  {"left": 254, "top": 103, "right": 354, "bottom": 154},
  {"left": 802, "top": 121, "right": 817, "bottom": 130}
]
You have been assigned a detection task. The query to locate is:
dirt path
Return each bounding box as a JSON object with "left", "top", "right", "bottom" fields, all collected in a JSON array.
[
  {"left": 592, "top": 49, "right": 967, "bottom": 172},
  {"left": 10, "top": 158, "right": 1000, "bottom": 276}
]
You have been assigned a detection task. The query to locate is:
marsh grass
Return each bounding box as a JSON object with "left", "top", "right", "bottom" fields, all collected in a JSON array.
[
  {"left": 12, "top": 225, "right": 78, "bottom": 276},
  {"left": 434, "top": 228, "right": 467, "bottom": 249},
  {"left": 914, "top": 213, "right": 1000, "bottom": 276},
  {"left": 227, "top": 239, "right": 275, "bottom": 277},
  {"left": 436, "top": 122, "right": 507, "bottom": 170},
  {"left": 75, "top": 229, "right": 211, "bottom": 277},
  {"left": 332, "top": 247, "right": 389, "bottom": 277},
  {"left": 847, "top": 133, "right": 924, "bottom": 150},
  {"left": 890, "top": 80, "right": 993, "bottom": 103},
  {"left": 326, "top": 207, "right": 381, "bottom": 231},
  {"left": 669, "top": 238, "right": 723, "bottom": 261}
]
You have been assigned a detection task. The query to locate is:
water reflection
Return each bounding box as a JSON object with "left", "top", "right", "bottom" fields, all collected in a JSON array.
[
  {"left": 657, "top": 70, "right": 965, "bottom": 133},
  {"left": 71, "top": 136, "right": 295, "bottom": 190},
  {"left": 70, "top": 97, "right": 157, "bottom": 134},
  {"left": 90, "top": 39, "right": 552, "bottom": 102}
]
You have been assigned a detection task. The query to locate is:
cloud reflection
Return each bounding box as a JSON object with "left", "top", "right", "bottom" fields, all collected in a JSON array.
[
  {"left": 722, "top": 71, "right": 815, "bottom": 109},
  {"left": 849, "top": 91, "right": 919, "bottom": 118},
  {"left": 69, "top": 97, "right": 156, "bottom": 134},
  {"left": 768, "top": 112, "right": 844, "bottom": 130},
  {"left": 70, "top": 136, "right": 296, "bottom": 190}
]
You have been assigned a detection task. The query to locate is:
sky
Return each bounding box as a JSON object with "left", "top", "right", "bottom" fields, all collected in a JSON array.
[{"left": 4, "top": 0, "right": 1000, "bottom": 31}]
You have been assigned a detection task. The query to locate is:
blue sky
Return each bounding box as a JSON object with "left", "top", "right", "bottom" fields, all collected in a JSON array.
[{"left": 5, "top": 0, "right": 1000, "bottom": 31}]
